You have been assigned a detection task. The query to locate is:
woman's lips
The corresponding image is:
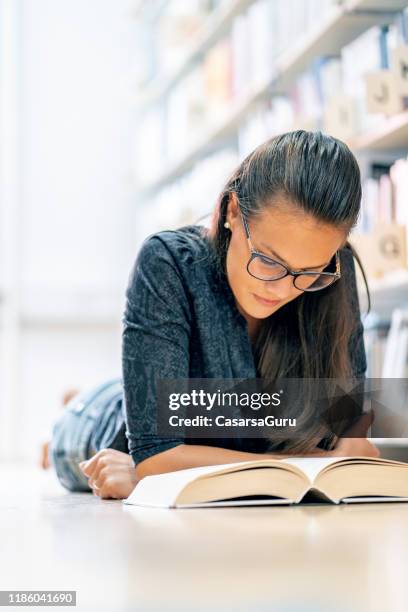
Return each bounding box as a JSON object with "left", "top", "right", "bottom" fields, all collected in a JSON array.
[{"left": 252, "top": 293, "right": 281, "bottom": 307}]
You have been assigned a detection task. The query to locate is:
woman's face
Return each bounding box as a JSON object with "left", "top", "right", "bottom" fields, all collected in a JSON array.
[{"left": 225, "top": 195, "right": 347, "bottom": 325}]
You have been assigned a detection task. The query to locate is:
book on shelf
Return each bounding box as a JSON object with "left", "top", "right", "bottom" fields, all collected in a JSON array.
[
  {"left": 203, "top": 38, "right": 233, "bottom": 114},
  {"left": 353, "top": 156, "right": 408, "bottom": 275},
  {"left": 350, "top": 223, "right": 407, "bottom": 280},
  {"left": 382, "top": 308, "right": 408, "bottom": 378},
  {"left": 124, "top": 455, "right": 408, "bottom": 509},
  {"left": 391, "top": 158, "right": 408, "bottom": 229},
  {"left": 363, "top": 312, "right": 390, "bottom": 378}
]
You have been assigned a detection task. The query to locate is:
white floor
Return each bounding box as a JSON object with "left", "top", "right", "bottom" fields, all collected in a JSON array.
[{"left": 1, "top": 463, "right": 408, "bottom": 612}]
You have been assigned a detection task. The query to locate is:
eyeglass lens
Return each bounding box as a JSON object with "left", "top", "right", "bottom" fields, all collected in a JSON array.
[{"left": 247, "top": 256, "right": 336, "bottom": 291}]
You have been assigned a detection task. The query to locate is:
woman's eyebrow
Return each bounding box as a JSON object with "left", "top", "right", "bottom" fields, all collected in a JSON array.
[{"left": 259, "top": 242, "right": 331, "bottom": 270}]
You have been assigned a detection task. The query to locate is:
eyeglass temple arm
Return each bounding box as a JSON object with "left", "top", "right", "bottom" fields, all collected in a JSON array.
[
  {"left": 335, "top": 251, "right": 341, "bottom": 275},
  {"left": 240, "top": 212, "right": 251, "bottom": 240}
]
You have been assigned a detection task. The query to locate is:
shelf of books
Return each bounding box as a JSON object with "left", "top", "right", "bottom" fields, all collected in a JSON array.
[
  {"left": 134, "top": 0, "right": 257, "bottom": 112},
  {"left": 134, "top": 0, "right": 408, "bottom": 195},
  {"left": 134, "top": 0, "right": 408, "bottom": 380}
]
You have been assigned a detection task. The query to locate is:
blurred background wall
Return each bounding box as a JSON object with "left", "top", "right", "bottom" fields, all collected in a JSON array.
[
  {"left": 0, "top": 0, "right": 139, "bottom": 461},
  {"left": 1, "top": 0, "right": 408, "bottom": 463}
]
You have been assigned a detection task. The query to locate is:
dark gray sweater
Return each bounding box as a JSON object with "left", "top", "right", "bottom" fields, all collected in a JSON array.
[{"left": 119, "top": 224, "right": 366, "bottom": 466}]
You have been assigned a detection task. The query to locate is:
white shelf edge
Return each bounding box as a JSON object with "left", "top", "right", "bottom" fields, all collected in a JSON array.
[
  {"left": 348, "top": 110, "right": 408, "bottom": 151},
  {"left": 371, "top": 438, "right": 408, "bottom": 447},
  {"left": 348, "top": 0, "right": 408, "bottom": 11}
]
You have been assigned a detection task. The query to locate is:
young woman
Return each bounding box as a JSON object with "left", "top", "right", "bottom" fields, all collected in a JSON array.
[{"left": 49, "top": 130, "right": 379, "bottom": 499}]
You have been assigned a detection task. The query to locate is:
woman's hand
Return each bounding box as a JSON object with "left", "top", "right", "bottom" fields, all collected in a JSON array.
[
  {"left": 79, "top": 449, "right": 138, "bottom": 499},
  {"left": 330, "top": 437, "right": 380, "bottom": 458},
  {"left": 329, "top": 411, "right": 380, "bottom": 458}
]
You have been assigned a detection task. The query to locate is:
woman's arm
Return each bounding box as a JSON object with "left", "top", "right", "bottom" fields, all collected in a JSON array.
[
  {"left": 133, "top": 442, "right": 333, "bottom": 480},
  {"left": 135, "top": 409, "right": 380, "bottom": 478}
]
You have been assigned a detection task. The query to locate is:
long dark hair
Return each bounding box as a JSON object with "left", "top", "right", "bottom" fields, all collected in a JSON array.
[{"left": 205, "top": 130, "right": 370, "bottom": 452}]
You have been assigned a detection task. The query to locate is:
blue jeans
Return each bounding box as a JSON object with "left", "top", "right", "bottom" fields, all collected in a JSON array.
[{"left": 49, "top": 378, "right": 126, "bottom": 492}]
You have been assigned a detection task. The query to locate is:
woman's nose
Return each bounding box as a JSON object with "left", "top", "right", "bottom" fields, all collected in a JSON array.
[{"left": 263, "top": 275, "right": 297, "bottom": 300}]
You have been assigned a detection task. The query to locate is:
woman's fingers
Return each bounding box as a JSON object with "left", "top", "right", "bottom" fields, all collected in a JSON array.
[
  {"left": 91, "top": 456, "right": 132, "bottom": 490},
  {"left": 90, "top": 483, "right": 100, "bottom": 495},
  {"left": 79, "top": 449, "right": 133, "bottom": 497},
  {"left": 78, "top": 458, "right": 96, "bottom": 478},
  {"left": 80, "top": 451, "right": 137, "bottom": 500},
  {"left": 79, "top": 448, "right": 117, "bottom": 477},
  {"left": 89, "top": 466, "right": 110, "bottom": 492},
  {"left": 84, "top": 457, "right": 110, "bottom": 483}
]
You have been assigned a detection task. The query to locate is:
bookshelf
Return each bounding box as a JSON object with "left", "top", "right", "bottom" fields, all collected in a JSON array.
[
  {"left": 270, "top": 0, "right": 407, "bottom": 93},
  {"left": 136, "top": 0, "right": 408, "bottom": 199},
  {"left": 135, "top": 0, "right": 257, "bottom": 112}
]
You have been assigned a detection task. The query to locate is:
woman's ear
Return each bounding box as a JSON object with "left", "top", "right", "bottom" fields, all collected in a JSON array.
[{"left": 227, "top": 192, "right": 240, "bottom": 230}]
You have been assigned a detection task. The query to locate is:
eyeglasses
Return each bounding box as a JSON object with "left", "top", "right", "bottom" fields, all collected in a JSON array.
[{"left": 240, "top": 212, "right": 341, "bottom": 292}]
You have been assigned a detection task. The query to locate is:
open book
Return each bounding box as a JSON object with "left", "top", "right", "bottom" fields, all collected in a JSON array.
[{"left": 123, "top": 456, "right": 408, "bottom": 508}]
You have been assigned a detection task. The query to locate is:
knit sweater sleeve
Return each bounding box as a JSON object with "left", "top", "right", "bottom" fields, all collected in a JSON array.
[{"left": 121, "top": 234, "right": 192, "bottom": 466}]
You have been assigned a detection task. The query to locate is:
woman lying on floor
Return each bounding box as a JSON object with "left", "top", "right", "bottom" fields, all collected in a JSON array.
[{"left": 48, "top": 130, "right": 379, "bottom": 499}]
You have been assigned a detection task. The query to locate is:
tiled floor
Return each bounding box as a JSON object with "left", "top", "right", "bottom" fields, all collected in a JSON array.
[{"left": 1, "top": 463, "right": 408, "bottom": 612}]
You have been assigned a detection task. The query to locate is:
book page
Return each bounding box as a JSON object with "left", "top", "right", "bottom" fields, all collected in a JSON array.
[
  {"left": 342, "top": 497, "right": 408, "bottom": 504},
  {"left": 177, "top": 499, "right": 293, "bottom": 508},
  {"left": 280, "top": 456, "right": 348, "bottom": 483}
]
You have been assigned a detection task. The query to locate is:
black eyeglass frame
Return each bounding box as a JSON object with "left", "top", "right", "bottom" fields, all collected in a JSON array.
[{"left": 239, "top": 211, "right": 341, "bottom": 292}]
